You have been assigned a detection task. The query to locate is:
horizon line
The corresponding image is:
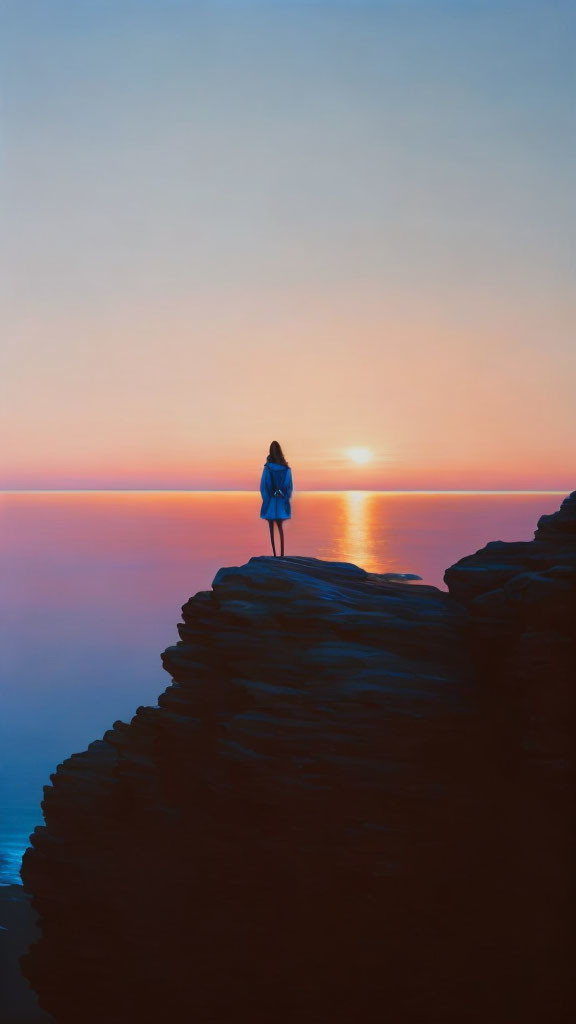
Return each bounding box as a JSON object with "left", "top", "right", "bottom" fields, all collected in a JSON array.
[{"left": 0, "top": 489, "right": 569, "bottom": 496}]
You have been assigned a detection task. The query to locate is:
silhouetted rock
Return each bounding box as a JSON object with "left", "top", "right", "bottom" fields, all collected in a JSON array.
[
  {"left": 444, "top": 490, "right": 576, "bottom": 760},
  {"left": 444, "top": 490, "right": 576, "bottom": 604},
  {"left": 20, "top": 504, "right": 575, "bottom": 1023}
]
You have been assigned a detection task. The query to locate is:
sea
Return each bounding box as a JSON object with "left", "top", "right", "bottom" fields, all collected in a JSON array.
[{"left": 0, "top": 489, "right": 565, "bottom": 885}]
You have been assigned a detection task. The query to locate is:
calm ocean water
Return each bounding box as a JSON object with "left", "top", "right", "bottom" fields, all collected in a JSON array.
[{"left": 0, "top": 490, "right": 565, "bottom": 884}]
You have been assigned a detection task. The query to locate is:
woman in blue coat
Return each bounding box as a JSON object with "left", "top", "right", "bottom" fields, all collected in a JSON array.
[{"left": 260, "top": 441, "right": 293, "bottom": 557}]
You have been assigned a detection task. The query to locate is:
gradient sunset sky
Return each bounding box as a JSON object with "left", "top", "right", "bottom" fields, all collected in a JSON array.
[{"left": 1, "top": 0, "right": 574, "bottom": 491}]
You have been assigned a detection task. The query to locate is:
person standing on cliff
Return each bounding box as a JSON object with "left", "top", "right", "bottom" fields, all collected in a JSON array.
[{"left": 260, "top": 441, "right": 293, "bottom": 557}]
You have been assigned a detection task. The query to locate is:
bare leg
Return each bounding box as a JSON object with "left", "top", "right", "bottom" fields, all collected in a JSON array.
[
  {"left": 268, "top": 520, "right": 277, "bottom": 556},
  {"left": 276, "top": 519, "right": 285, "bottom": 557}
]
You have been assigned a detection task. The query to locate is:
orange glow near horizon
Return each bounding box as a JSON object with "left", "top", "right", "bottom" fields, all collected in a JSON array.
[
  {"left": 2, "top": 455, "right": 572, "bottom": 494},
  {"left": 2, "top": 307, "right": 574, "bottom": 492}
]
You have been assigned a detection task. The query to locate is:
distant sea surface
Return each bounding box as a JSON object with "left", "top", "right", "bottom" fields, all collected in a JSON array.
[{"left": 0, "top": 490, "right": 565, "bottom": 884}]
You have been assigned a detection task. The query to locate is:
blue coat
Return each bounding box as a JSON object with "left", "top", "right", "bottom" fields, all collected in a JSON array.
[{"left": 260, "top": 462, "right": 293, "bottom": 520}]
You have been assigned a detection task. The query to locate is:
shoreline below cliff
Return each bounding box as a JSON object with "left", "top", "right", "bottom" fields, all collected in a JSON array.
[{"left": 0, "top": 884, "right": 51, "bottom": 1023}]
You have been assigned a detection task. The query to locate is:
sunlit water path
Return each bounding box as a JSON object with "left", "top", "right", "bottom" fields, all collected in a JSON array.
[{"left": 0, "top": 490, "right": 565, "bottom": 883}]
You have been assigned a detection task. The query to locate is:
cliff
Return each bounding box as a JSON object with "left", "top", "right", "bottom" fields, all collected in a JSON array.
[
  {"left": 20, "top": 495, "right": 575, "bottom": 1023},
  {"left": 445, "top": 489, "right": 576, "bottom": 760}
]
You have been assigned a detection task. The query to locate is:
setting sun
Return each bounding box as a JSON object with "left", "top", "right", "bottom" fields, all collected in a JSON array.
[{"left": 345, "top": 447, "right": 373, "bottom": 466}]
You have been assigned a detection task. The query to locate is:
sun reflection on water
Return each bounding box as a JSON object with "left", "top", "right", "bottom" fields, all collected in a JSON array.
[{"left": 333, "top": 491, "right": 382, "bottom": 572}]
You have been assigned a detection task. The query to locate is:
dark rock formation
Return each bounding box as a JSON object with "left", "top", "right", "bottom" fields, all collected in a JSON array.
[
  {"left": 20, "top": 497, "right": 575, "bottom": 1024},
  {"left": 445, "top": 489, "right": 576, "bottom": 760},
  {"left": 444, "top": 492, "right": 576, "bottom": 1023}
]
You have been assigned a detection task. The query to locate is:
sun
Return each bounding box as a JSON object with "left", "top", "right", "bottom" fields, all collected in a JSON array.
[{"left": 345, "top": 447, "right": 373, "bottom": 465}]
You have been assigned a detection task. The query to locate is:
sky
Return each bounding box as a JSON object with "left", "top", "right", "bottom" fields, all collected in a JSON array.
[{"left": 1, "top": 0, "right": 575, "bottom": 491}]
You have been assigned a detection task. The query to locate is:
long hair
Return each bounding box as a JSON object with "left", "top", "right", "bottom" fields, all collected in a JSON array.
[{"left": 266, "top": 440, "right": 289, "bottom": 467}]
